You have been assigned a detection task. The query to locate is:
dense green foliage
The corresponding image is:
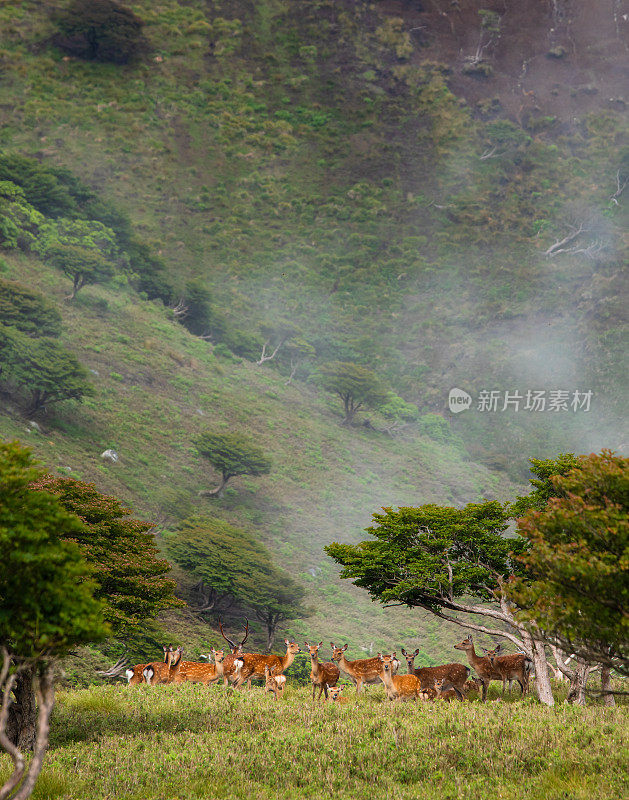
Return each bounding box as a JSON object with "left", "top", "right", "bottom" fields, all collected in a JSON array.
[
  {"left": 512, "top": 451, "right": 628, "bottom": 673},
  {"left": 510, "top": 453, "right": 582, "bottom": 516},
  {"left": 326, "top": 501, "right": 525, "bottom": 611},
  {"left": 31, "top": 476, "right": 180, "bottom": 635},
  {"left": 0, "top": 442, "right": 107, "bottom": 658},
  {"left": 0, "top": 279, "right": 61, "bottom": 337},
  {"left": 167, "top": 516, "right": 308, "bottom": 647},
  {"left": 52, "top": 0, "right": 147, "bottom": 64}
]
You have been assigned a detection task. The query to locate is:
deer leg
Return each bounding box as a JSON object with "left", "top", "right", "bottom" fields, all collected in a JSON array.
[
  {"left": 323, "top": 684, "right": 329, "bottom": 700},
  {"left": 355, "top": 679, "right": 362, "bottom": 694},
  {"left": 481, "top": 679, "right": 489, "bottom": 702}
]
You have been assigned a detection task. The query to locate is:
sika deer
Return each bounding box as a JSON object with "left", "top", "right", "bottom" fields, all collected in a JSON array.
[
  {"left": 400, "top": 647, "right": 470, "bottom": 699},
  {"left": 218, "top": 619, "right": 249, "bottom": 686},
  {"left": 169, "top": 648, "right": 225, "bottom": 684},
  {"left": 126, "top": 645, "right": 170, "bottom": 686},
  {"left": 483, "top": 646, "right": 532, "bottom": 695},
  {"left": 378, "top": 653, "right": 423, "bottom": 702},
  {"left": 331, "top": 643, "right": 394, "bottom": 693},
  {"left": 264, "top": 666, "right": 286, "bottom": 700},
  {"left": 433, "top": 677, "right": 460, "bottom": 702},
  {"left": 327, "top": 685, "right": 350, "bottom": 705},
  {"left": 454, "top": 635, "right": 503, "bottom": 701},
  {"left": 305, "top": 641, "right": 340, "bottom": 701},
  {"left": 234, "top": 639, "right": 300, "bottom": 689},
  {"left": 144, "top": 646, "right": 184, "bottom": 685}
]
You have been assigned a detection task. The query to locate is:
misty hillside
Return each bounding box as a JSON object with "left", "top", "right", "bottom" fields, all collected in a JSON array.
[{"left": 0, "top": 0, "right": 627, "bottom": 665}]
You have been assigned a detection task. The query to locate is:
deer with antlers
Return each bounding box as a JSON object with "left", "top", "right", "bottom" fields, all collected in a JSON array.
[
  {"left": 305, "top": 641, "right": 340, "bottom": 701},
  {"left": 218, "top": 619, "right": 250, "bottom": 686},
  {"left": 125, "top": 645, "right": 171, "bottom": 686},
  {"left": 378, "top": 653, "right": 424, "bottom": 702},
  {"left": 330, "top": 643, "right": 398, "bottom": 693},
  {"left": 483, "top": 645, "right": 532, "bottom": 696},
  {"left": 233, "top": 639, "right": 300, "bottom": 689},
  {"left": 400, "top": 647, "right": 470, "bottom": 700}
]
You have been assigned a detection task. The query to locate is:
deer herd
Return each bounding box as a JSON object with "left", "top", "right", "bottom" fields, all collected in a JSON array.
[{"left": 125, "top": 622, "right": 533, "bottom": 704}]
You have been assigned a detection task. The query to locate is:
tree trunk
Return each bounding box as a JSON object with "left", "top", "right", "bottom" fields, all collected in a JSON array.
[
  {"left": 198, "top": 474, "right": 229, "bottom": 498},
  {"left": 532, "top": 639, "right": 555, "bottom": 706},
  {"left": 6, "top": 669, "right": 36, "bottom": 752},
  {"left": 566, "top": 658, "right": 591, "bottom": 706},
  {"left": 600, "top": 664, "right": 615, "bottom": 707}
]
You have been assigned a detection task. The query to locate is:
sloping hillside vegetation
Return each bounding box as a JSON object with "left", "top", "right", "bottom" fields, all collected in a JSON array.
[{"left": 0, "top": 0, "right": 626, "bottom": 663}]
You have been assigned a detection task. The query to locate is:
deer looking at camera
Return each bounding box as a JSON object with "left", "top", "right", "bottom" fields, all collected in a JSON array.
[
  {"left": 218, "top": 619, "right": 250, "bottom": 686},
  {"left": 167, "top": 648, "right": 225, "bottom": 684},
  {"left": 327, "top": 685, "right": 350, "bottom": 705},
  {"left": 483, "top": 645, "right": 532, "bottom": 696},
  {"left": 378, "top": 653, "right": 423, "bottom": 702},
  {"left": 264, "top": 665, "right": 286, "bottom": 700},
  {"left": 454, "top": 635, "right": 519, "bottom": 701},
  {"left": 143, "top": 646, "right": 184, "bottom": 685},
  {"left": 233, "top": 639, "right": 300, "bottom": 689},
  {"left": 400, "top": 647, "right": 470, "bottom": 699},
  {"left": 331, "top": 643, "right": 398, "bottom": 693},
  {"left": 305, "top": 641, "right": 340, "bottom": 701},
  {"left": 126, "top": 645, "right": 170, "bottom": 686}
]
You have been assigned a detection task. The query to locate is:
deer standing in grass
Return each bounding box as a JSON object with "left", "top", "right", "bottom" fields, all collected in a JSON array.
[
  {"left": 143, "top": 646, "right": 184, "bottom": 685},
  {"left": 126, "top": 645, "right": 170, "bottom": 686},
  {"left": 378, "top": 653, "right": 423, "bottom": 702},
  {"left": 218, "top": 619, "right": 250, "bottom": 687},
  {"left": 234, "top": 639, "right": 300, "bottom": 689},
  {"left": 167, "top": 648, "right": 225, "bottom": 684},
  {"left": 483, "top": 645, "right": 532, "bottom": 696},
  {"left": 264, "top": 666, "right": 286, "bottom": 700},
  {"left": 453, "top": 635, "right": 513, "bottom": 701},
  {"left": 305, "top": 641, "right": 340, "bottom": 701},
  {"left": 331, "top": 643, "right": 397, "bottom": 693},
  {"left": 400, "top": 647, "right": 470, "bottom": 699}
]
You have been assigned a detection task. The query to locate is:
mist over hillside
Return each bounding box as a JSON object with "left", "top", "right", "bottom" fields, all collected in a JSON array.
[{"left": 0, "top": 0, "right": 626, "bottom": 663}]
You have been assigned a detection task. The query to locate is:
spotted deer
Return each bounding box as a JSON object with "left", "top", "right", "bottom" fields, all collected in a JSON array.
[
  {"left": 327, "top": 685, "right": 350, "bottom": 705},
  {"left": 378, "top": 653, "right": 423, "bottom": 702},
  {"left": 264, "top": 665, "right": 286, "bottom": 700},
  {"left": 126, "top": 645, "right": 170, "bottom": 686},
  {"left": 400, "top": 647, "right": 470, "bottom": 699},
  {"left": 218, "top": 619, "right": 250, "bottom": 686},
  {"left": 331, "top": 643, "right": 397, "bottom": 693},
  {"left": 483, "top": 645, "right": 532, "bottom": 696},
  {"left": 143, "top": 646, "right": 184, "bottom": 685},
  {"left": 305, "top": 641, "right": 340, "bottom": 701},
  {"left": 454, "top": 635, "right": 505, "bottom": 701},
  {"left": 433, "top": 677, "right": 460, "bottom": 702},
  {"left": 168, "top": 648, "right": 225, "bottom": 684},
  {"left": 233, "top": 639, "right": 300, "bottom": 689}
]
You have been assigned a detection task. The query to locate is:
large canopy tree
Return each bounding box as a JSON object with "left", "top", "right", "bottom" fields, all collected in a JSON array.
[
  {"left": 326, "top": 501, "right": 556, "bottom": 705},
  {"left": 0, "top": 442, "right": 107, "bottom": 799},
  {"left": 314, "top": 361, "right": 389, "bottom": 425},
  {"left": 167, "top": 516, "right": 309, "bottom": 650},
  {"left": 196, "top": 431, "right": 271, "bottom": 498},
  {"left": 511, "top": 451, "right": 628, "bottom": 689}
]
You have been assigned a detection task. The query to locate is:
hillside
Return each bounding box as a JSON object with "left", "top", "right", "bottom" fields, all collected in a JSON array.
[{"left": 0, "top": 0, "right": 627, "bottom": 664}]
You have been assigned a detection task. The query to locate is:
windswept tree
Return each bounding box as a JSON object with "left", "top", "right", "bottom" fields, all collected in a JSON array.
[
  {"left": 196, "top": 431, "right": 271, "bottom": 498},
  {"left": 167, "top": 516, "right": 309, "bottom": 650},
  {"left": 0, "top": 442, "right": 108, "bottom": 797},
  {"left": 314, "top": 361, "right": 390, "bottom": 425},
  {"left": 44, "top": 242, "right": 114, "bottom": 299},
  {"left": 510, "top": 451, "right": 628, "bottom": 700},
  {"left": 326, "top": 501, "right": 556, "bottom": 706},
  {"left": 0, "top": 279, "right": 61, "bottom": 338}
]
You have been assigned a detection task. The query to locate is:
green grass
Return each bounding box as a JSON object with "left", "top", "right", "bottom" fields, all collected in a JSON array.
[{"left": 2, "top": 683, "right": 627, "bottom": 800}]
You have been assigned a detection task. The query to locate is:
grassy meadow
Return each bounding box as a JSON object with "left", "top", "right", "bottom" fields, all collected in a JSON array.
[{"left": 2, "top": 681, "right": 627, "bottom": 800}]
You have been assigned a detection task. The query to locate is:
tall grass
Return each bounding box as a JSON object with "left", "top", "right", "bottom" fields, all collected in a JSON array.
[{"left": 2, "top": 683, "right": 626, "bottom": 800}]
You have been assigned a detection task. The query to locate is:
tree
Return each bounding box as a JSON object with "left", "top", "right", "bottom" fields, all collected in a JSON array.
[
  {"left": 0, "top": 442, "right": 107, "bottom": 798},
  {"left": 510, "top": 453, "right": 581, "bottom": 516},
  {"left": 196, "top": 431, "right": 272, "bottom": 498},
  {"left": 44, "top": 243, "right": 114, "bottom": 299},
  {"left": 31, "top": 476, "right": 180, "bottom": 635},
  {"left": 52, "top": 0, "right": 148, "bottom": 64},
  {"left": 0, "top": 329, "right": 93, "bottom": 415},
  {"left": 0, "top": 280, "right": 62, "bottom": 338},
  {"left": 325, "top": 501, "right": 556, "bottom": 705},
  {"left": 167, "top": 516, "right": 309, "bottom": 650},
  {"left": 314, "top": 361, "right": 389, "bottom": 425},
  {"left": 511, "top": 451, "right": 628, "bottom": 685}
]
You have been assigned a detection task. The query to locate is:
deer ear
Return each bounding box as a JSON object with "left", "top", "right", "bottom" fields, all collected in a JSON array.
[
  {"left": 318, "top": 641, "right": 323, "bottom": 648},
  {"left": 285, "top": 638, "right": 290, "bottom": 646},
  {"left": 342, "top": 644, "right": 348, "bottom": 651},
  {"left": 304, "top": 641, "right": 309, "bottom": 648},
  {"left": 377, "top": 653, "right": 383, "bottom": 661},
  {"left": 391, "top": 652, "right": 396, "bottom": 658},
  {"left": 413, "top": 649, "right": 419, "bottom": 657},
  {"left": 401, "top": 648, "right": 407, "bottom": 656}
]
